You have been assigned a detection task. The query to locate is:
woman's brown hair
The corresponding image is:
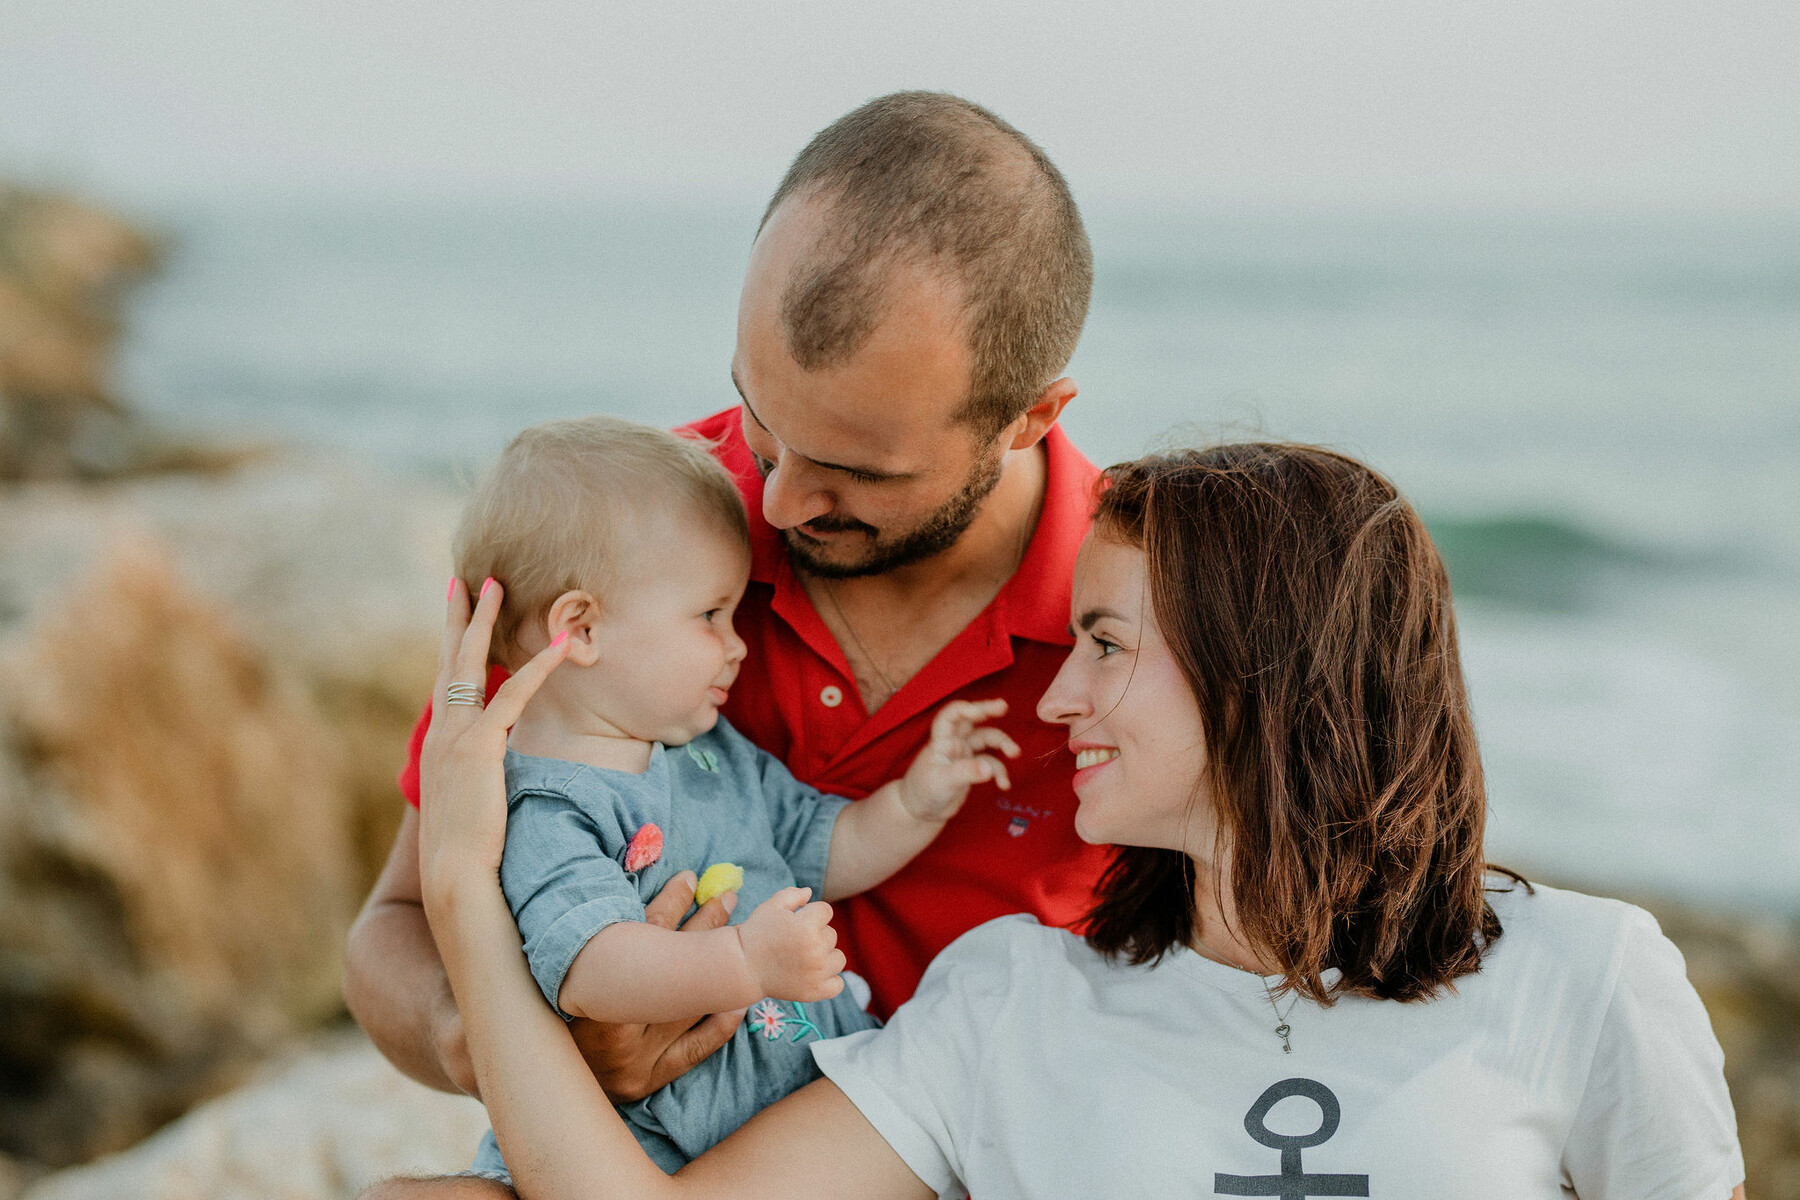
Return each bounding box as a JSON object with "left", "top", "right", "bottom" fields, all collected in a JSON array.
[{"left": 1083, "top": 443, "right": 1519, "bottom": 1003}]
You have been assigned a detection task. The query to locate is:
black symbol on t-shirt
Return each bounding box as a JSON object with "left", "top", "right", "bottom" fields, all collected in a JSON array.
[{"left": 1214, "top": 1078, "right": 1370, "bottom": 1199}]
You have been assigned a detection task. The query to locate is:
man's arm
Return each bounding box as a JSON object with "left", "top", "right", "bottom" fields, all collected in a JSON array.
[
  {"left": 342, "top": 806, "right": 748, "bottom": 1101},
  {"left": 344, "top": 806, "right": 475, "bottom": 1094}
]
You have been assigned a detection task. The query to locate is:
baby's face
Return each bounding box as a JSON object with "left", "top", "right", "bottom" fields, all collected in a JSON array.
[{"left": 575, "top": 517, "right": 752, "bottom": 746}]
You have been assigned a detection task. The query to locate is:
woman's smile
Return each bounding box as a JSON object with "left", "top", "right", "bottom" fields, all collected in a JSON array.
[{"left": 1071, "top": 745, "right": 1120, "bottom": 785}]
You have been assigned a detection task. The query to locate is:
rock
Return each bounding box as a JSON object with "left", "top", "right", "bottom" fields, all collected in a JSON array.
[
  {"left": 0, "top": 456, "right": 460, "bottom": 1168},
  {"left": 0, "top": 183, "right": 250, "bottom": 481},
  {"left": 0, "top": 1153, "right": 30, "bottom": 1200},
  {"left": 1652, "top": 903, "right": 1800, "bottom": 1200},
  {"left": 18, "top": 1027, "right": 489, "bottom": 1200}
]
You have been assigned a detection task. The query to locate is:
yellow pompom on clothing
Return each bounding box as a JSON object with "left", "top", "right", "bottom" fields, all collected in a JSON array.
[{"left": 695, "top": 862, "right": 745, "bottom": 908}]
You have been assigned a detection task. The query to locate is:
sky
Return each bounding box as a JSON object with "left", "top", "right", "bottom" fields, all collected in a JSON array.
[{"left": 2, "top": 0, "right": 1797, "bottom": 212}]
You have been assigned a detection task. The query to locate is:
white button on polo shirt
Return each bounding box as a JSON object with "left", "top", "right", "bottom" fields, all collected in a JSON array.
[{"left": 819, "top": 685, "right": 844, "bottom": 708}]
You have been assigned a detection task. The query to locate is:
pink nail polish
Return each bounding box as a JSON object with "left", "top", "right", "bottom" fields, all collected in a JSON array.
[
  {"left": 480, "top": 577, "right": 495, "bottom": 600},
  {"left": 550, "top": 632, "right": 568, "bottom": 648},
  {"left": 446, "top": 577, "right": 457, "bottom": 601}
]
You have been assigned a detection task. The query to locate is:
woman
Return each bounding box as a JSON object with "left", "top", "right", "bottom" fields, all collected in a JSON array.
[{"left": 390, "top": 444, "right": 1744, "bottom": 1199}]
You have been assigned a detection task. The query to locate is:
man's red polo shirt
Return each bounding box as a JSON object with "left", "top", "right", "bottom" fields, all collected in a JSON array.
[{"left": 399, "top": 408, "right": 1111, "bottom": 1018}]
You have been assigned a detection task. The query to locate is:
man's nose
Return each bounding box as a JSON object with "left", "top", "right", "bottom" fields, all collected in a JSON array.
[{"left": 760, "top": 452, "right": 835, "bottom": 530}]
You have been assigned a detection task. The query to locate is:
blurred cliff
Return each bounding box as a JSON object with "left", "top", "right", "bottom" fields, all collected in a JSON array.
[
  {"left": 0, "top": 187, "right": 1794, "bottom": 1198},
  {"left": 0, "top": 186, "right": 244, "bottom": 481},
  {"left": 0, "top": 186, "right": 460, "bottom": 1189}
]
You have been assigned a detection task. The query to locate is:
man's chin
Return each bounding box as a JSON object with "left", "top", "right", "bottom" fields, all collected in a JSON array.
[{"left": 782, "top": 528, "right": 886, "bottom": 579}]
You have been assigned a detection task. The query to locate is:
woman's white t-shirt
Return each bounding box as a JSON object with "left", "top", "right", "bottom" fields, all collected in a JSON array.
[{"left": 810, "top": 882, "right": 1742, "bottom": 1199}]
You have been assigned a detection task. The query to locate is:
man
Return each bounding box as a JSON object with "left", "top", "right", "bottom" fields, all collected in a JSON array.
[{"left": 344, "top": 90, "right": 1109, "bottom": 1110}]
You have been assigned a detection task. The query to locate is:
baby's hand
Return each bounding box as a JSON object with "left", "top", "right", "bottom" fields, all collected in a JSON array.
[
  {"left": 898, "top": 698, "right": 1020, "bottom": 824},
  {"left": 737, "top": 887, "right": 846, "bottom": 1003}
]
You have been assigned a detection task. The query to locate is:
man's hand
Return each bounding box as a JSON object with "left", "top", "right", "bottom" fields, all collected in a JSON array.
[{"left": 569, "top": 869, "right": 749, "bottom": 1104}]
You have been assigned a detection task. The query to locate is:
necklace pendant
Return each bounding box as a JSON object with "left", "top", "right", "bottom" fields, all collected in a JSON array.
[{"left": 1276, "top": 1023, "right": 1291, "bottom": 1053}]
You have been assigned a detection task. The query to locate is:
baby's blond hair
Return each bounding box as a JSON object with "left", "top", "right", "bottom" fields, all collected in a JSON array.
[{"left": 454, "top": 415, "right": 749, "bottom": 663}]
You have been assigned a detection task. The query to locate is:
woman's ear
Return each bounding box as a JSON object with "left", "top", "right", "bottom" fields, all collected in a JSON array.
[{"left": 544, "top": 590, "right": 604, "bottom": 666}]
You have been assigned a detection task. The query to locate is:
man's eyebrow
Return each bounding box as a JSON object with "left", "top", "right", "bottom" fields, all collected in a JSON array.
[
  {"left": 1075, "top": 607, "right": 1127, "bottom": 632},
  {"left": 728, "top": 372, "right": 908, "bottom": 481}
]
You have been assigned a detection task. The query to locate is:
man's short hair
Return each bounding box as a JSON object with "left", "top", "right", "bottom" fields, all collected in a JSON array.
[
  {"left": 762, "top": 91, "right": 1093, "bottom": 440},
  {"left": 453, "top": 415, "right": 748, "bottom": 663}
]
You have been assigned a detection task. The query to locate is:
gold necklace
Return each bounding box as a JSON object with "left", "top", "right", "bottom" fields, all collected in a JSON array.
[{"left": 819, "top": 578, "right": 902, "bottom": 701}]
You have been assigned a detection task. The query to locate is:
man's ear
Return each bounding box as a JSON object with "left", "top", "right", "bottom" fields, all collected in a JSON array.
[
  {"left": 544, "top": 590, "right": 603, "bottom": 666},
  {"left": 1006, "top": 377, "right": 1077, "bottom": 452}
]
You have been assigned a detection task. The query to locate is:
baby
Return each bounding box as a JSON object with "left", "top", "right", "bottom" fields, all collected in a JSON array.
[{"left": 451, "top": 415, "right": 1017, "bottom": 1182}]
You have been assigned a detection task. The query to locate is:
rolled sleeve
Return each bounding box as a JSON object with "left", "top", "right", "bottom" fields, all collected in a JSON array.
[
  {"left": 812, "top": 1027, "right": 964, "bottom": 1199},
  {"left": 810, "top": 915, "right": 1026, "bottom": 1200},
  {"left": 501, "top": 787, "right": 646, "bottom": 1020},
  {"left": 523, "top": 894, "right": 648, "bottom": 1019}
]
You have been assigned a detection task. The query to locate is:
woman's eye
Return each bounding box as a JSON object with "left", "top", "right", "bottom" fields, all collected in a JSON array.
[{"left": 1092, "top": 635, "right": 1122, "bottom": 658}]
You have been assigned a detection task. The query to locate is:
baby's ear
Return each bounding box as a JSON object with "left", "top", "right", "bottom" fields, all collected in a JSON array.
[{"left": 545, "top": 589, "right": 603, "bottom": 666}]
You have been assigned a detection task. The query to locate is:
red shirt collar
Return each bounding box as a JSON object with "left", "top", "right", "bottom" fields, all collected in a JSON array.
[{"left": 682, "top": 409, "right": 1096, "bottom": 646}]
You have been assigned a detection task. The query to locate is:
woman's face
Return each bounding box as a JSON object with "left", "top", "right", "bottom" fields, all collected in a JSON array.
[{"left": 1036, "top": 532, "right": 1217, "bottom": 858}]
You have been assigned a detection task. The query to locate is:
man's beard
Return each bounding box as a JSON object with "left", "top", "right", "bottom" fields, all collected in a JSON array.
[{"left": 774, "top": 450, "right": 1006, "bottom": 580}]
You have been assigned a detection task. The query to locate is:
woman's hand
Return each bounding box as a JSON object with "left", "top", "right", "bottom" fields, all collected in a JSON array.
[{"left": 417, "top": 577, "right": 571, "bottom": 912}]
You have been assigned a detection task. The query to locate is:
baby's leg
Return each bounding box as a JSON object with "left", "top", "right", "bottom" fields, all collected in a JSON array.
[{"left": 357, "top": 1176, "right": 515, "bottom": 1200}]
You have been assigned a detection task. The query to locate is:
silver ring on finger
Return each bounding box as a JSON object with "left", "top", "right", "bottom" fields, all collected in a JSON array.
[{"left": 445, "top": 682, "right": 487, "bottom": 707}]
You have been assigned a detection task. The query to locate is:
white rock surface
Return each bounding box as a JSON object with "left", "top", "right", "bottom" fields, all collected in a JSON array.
[{"left": 21, "top": 1029, "right": 489, "bottom": 1200}]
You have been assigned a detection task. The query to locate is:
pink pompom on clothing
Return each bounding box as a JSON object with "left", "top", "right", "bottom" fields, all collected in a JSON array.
[{"left": 624, "top": 824, "right": 664, "bottom": 872}]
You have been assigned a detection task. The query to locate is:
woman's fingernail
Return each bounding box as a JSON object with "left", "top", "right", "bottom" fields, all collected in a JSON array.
[
  {"left": 721, "top": 891, "right": 738, "bottom": 914},
  {"left": 446, "top": 577, "right": 458, "bottom": 602},
  {"left": 480, "top": 577, "right": 495, "bottom": 600},
  {"left": 550, "top": 632, "right": 568, "bottom": 648}
]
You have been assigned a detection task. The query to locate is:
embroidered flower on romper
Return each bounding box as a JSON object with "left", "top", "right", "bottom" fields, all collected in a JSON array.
[
  {"left": 749, "top": 999, "right": 788, "bottom": 1040},
  {"left": 686, "top": 744, "right": 720, "bottom": 772},
  {"left": 748, "top": 999, "right": 822, "bottom": 1043}
]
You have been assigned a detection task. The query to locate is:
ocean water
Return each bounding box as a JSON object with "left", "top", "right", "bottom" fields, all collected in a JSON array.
[{"left": 116, "top": 199, "right": 1800, "bottom": 913}]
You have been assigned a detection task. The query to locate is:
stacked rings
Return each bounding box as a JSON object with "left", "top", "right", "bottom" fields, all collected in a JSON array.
[{"left": 445, "top": 682, "right": 486, "bottom": 707}]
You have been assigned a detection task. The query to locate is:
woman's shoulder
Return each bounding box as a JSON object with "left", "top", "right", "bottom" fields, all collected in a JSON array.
[
  {"left": 1488, "top": 877, "right": 1653, "bottom": 944},
  {"left": 921, "top": 915, "right": 1103, "bottom": 995},
  {"left": 1481, "top": 877, "right": 1675, "bottom": 996},
  {"left": 939, "top": 912, "right": 1092, "bottom": 958}
]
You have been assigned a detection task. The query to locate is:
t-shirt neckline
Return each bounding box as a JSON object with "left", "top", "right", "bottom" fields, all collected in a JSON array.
[{"left": 1164, "top": 941, "right": 1344, "bottom": 997}]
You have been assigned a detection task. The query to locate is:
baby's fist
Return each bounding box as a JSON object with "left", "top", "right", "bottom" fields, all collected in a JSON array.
[{"left": 738, "top": 886, "right": 846, "bottom": 1003}]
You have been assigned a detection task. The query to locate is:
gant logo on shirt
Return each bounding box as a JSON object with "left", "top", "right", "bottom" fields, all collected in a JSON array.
[
  {"left": 1214, "top": 1078, "right": 1369, "bottom": 1198},
  {"left": 995, "top": 797, "right": 1051, "bottom": 837}
]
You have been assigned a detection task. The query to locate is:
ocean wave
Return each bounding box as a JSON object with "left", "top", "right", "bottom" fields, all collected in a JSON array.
[{"left": 1423, "top": 512, "right": 1736, "bottom": 612}]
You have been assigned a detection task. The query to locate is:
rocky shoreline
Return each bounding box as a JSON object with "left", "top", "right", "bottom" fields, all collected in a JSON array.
[
  {"left": 2, "top": 186, "right": 1795, "bottom": 1199},
  {"left": 0, "top": 453, "right": 458, "bottom": 1183}
]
